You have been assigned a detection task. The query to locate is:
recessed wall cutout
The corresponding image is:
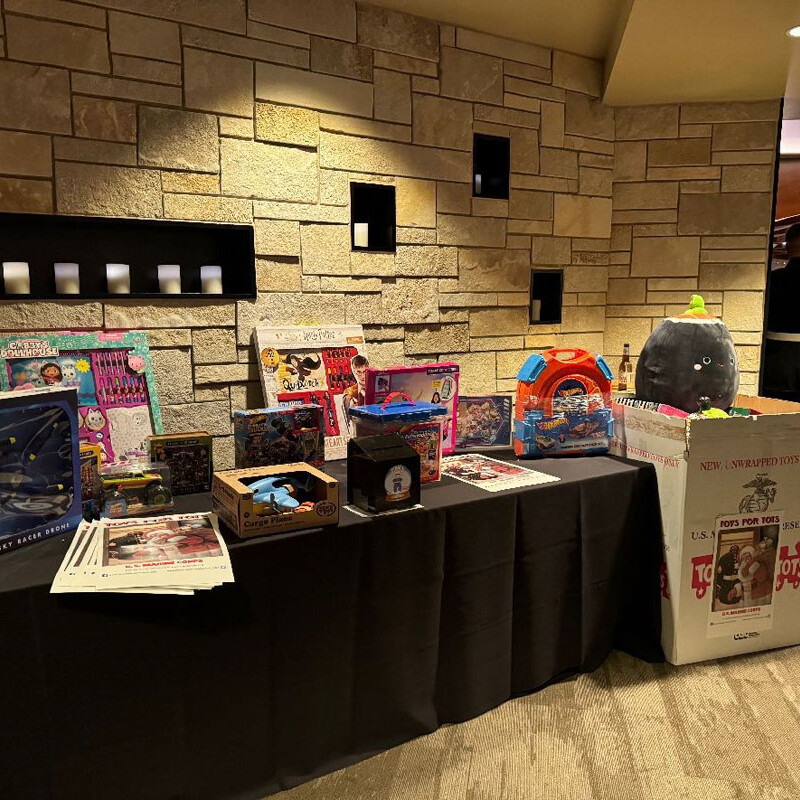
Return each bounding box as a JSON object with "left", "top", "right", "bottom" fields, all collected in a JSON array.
[
  {"left": 473, "top": 133, "right": 510, "bottom": 199},
  {"left": 529, "top": 269, "right": 563, "bottom": 325},
  {"left": 350, "top": 182, "right": 396, "bottom": 252},
  {"left": 0, "top": 212, "right": 255, "bottom": 300}
]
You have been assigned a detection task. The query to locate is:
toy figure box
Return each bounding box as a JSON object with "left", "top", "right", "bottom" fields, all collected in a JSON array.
[
  {"left": 612, "top": 394, "right": 800, "bottom": 665},
  {"left": 364, "top": 362, "right": 459, "bottom": 454},
  {"left": 0, "top": 386, "right": 82, "bottom": 554},
  {"left": 347, "top": 434, "right": 421, "bottom": 513},
  {"left": 254, "top": 325, "right": 368, "bottom": 460},
  {"left": 348, "top": 393, "right": 446, "bottom": 482},
  {"left": 212, "top": 463, "right": 339, "bottom": 538},
  {"left": 79, "top": 442, "right": 103, "bottom": 503},
  {"left": 513, "top": 348, "right": 613, "bottom": 457},
  {"left": 234, "top": 405, "right": 324, "bottom": 469},
  {"left": 149, "top": 431, "right": 213, "bottom": 495},
  {"left": 456, "top": 395, "right": 513, "bottom": 450},
  {"left": 0, "top": 331, "right": 162, "bottom": 463}
]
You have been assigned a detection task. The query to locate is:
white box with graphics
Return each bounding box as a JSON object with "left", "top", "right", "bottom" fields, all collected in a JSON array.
[{"left": 612, "top": 395, "right": 800, "bottom": 664}]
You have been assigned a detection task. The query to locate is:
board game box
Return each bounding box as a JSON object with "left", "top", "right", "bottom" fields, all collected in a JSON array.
[
  {"left": 149, "top": 432, "right": 213, "bottom": 495},
  {"left": 456, "top": 395, "right": 513, "bottom": 449},
  {"left": 254, "top": 325, "right": 368, "bottom": 460}
]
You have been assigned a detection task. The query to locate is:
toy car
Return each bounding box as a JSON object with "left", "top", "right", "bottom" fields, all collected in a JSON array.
[{"left": 99, "top": 467, "right": 172, "bottom": 517}]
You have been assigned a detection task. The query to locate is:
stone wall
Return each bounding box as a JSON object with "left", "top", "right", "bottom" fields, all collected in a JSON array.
[{"left": 0, "top": 0, "right": 778, "bottom": 465}]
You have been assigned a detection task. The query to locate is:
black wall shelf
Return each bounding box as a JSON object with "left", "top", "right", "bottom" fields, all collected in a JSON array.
[
  {"left": 350, "top": 182, "right": 396, "bottom": 252},
  {"left": 473, "top": 133, "right": 510, "bottom": 199},
  {"left": 529, "top": 269, "right": 563, "bottom": 325},
  {"left": 0, "top": 212, "right": 256, "bottom": 301}
]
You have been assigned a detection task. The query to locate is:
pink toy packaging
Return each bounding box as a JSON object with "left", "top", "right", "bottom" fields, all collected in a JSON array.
[{"left": 363, "top": 362, "right": 459, "bottom": 455}]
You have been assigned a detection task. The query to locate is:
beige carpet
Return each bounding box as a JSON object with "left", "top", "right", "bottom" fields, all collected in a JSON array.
[{"left": 272, "top": 647, "right": 800, "bottom": 800}]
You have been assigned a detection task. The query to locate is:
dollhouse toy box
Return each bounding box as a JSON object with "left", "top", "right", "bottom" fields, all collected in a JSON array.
[
  {"left": 0, "top": 331, "right": 162, "bottom": 464},
  {"left": 0, "top": 386, "right": 82, "bottom": 554},
  {"left": 612, "top": 394, "right": 800, "bottom": 665}
]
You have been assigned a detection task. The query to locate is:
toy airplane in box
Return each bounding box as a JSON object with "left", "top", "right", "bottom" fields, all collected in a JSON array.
[{"left": 513, "top": 348, "right": 613, "bottom": 457}]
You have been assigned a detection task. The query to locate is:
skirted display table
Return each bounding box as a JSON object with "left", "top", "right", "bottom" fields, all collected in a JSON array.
[{"left": 0, "top": 452, "right": 664, "bottom": 800}]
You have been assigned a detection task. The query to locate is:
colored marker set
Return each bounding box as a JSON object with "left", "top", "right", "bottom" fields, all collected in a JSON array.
[{"left": 94, "top": 350, "right": 148, "bottom": 406}]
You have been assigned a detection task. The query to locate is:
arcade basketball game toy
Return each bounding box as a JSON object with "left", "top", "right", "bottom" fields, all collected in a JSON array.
[{"left": 513, "top": 347, "right": 614, "bottom": 457}]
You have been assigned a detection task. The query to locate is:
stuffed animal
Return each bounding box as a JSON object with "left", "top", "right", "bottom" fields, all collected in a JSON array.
[{"left": 635, "top": 295, "right": 739, "bottom": 413}]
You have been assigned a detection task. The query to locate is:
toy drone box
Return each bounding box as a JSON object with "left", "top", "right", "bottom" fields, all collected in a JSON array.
[
  {"left": 0, "top": 386, "right": 82, "bottom": 554},
  {"left": 212, "top": 462, "right": 338, "bottom": 538},
  {"left": 148, "top": 431, "right": 213, "bottom": 495},
  {"left": 612, "top": 394, "right": 800, "bottom": 665},
  {"left": 513, "top": 348, "right": 613, "bottom": 457},
  {"left": 364, "top": 362, "right": 459, "bottom": 455},
  {"left": 234, "top": 405, "right": 324, "bottom": 469}
]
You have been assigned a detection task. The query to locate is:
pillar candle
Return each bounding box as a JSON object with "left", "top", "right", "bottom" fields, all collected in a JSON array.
[
  {"left": 54, "top": 262, "right": 80, "bottom": 294},
  {"left": 3, "top": 262, "right": 31, "bottom": 294},
  {"left": 106, "top": 263, "right": 130, "bottom": 294},
  {"left": 158, "top": 264, "right": 181, "bottom": 294},
  {"left": 353, "top": 222, "right": 369, "bottom": 248},
  {"left": 201, "top": 265, "right": 223, "bottom": 294}
]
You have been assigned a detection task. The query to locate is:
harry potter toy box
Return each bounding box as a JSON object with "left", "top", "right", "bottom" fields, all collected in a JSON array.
[
  {"left": 234, "top": 405, "right": 324, "bottom": 469},
  {"left": 612, "top": 394, "right": 800, "bottom": 665},
  {"left": 0, "top": 386, "right": 82, "bottom": 554},
  {"left": 212, "top": 462, "right": 338, "bottom": 538}
]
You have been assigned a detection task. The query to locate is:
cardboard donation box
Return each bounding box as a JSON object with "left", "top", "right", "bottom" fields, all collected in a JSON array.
[{"left": 612, "top": 395, "right": 800, "bottom": 665}]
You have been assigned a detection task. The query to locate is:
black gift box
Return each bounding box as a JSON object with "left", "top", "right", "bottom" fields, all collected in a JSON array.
[{"left": 347, "top": 434, "right": 421, "bottom": 513}]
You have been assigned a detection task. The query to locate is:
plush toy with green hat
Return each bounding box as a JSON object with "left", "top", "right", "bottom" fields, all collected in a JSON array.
[{"left": 634, "top": 294, "right": 740, "bottom": 413}]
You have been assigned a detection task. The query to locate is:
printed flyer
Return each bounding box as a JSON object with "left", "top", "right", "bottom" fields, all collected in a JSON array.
[
  {"left": 254, "top": 325, "right": 368, "bottom": 460},
  {"left": 707, "top": 511, "right": 782, "bottom": 638},
  {"left": 441, "top": 453, "right": 560, "bottom": 493}
]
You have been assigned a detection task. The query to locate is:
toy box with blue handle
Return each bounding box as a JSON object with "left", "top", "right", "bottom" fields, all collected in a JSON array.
[{"left": 513, "top": 348, "right": 614, "bottom": 458}]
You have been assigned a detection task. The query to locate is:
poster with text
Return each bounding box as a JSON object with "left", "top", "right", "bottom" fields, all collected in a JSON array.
[
  {"left": 708, "top": 511, "right": 782, "bottom": 638},
  {"left": 254, "top": 325, "right": 368, "bottom": 460}
]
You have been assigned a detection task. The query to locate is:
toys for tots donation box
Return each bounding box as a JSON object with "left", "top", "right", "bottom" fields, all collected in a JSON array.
[
  {"left": 254, "top": 325, "right": 368, "bottom": 461},
  {"left": 612, "top": 395, "right": 800, "bottom": 664}
]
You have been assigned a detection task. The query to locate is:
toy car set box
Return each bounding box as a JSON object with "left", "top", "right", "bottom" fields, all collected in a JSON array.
[
  {"left": 347, "top": 434, "right": 421, "bottom": 513},
  {"left": 363, "top": 362, "right": 459, "bottom": 455},
  {"left": 96, "top": 462, "right": 174, "bottom": 519},
  {"left": 456, "top": 395, "right": 513, "bottom": 450},
  {"left": 148, "top": 431, "right": 213, "bottom": 495},
  {"left": 513, "top": 348, "right": 613, "bottom": 458},
  {"left": 612, "top": 394, "right": 800, "bottom": 665},
  {"left": 0, "top": 386, "right": 83, "bottom": 554},
  {"left": 347, "top": 392, "right": 446, "bottom": 483},
  {"left": 234, "top": 404, "right": 324, "bottom": 469},
  {"left": 212, "top": 462, "right": 339, "bottom": 538}
]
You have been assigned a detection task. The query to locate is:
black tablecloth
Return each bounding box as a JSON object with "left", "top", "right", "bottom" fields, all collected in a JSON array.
[{"left": 0, "top": 452, "right": 664, "bottom": 800}]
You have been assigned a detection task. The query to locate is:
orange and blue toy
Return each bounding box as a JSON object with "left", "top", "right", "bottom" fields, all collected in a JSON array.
[{"left": 513, "top": 347, "right": 614, "bottom": 457}]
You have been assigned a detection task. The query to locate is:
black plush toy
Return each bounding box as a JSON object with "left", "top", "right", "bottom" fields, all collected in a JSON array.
[{"left": 635, "top": 295, "right": 739, "bottom": 413}]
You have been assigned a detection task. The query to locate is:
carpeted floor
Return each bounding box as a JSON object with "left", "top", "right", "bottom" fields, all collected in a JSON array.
[{"left": 272, "top": 646, "right": 800, "bottom": 800}]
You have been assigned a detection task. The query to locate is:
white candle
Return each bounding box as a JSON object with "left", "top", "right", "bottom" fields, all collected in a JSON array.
[
  {"left": 3, "top": 262, "right": 31, "bottom": 294},
  {"left": 201, "top": 265, "right": 223, "bottom": 294},
  {"left": 474, "top": 173, "right": 482, "bottom": 194},
  {"left": 158, "top": 264, "right": 181, "bottom": 294},
  {"left": 106, "top": 263, "right": 130, "bottom": 294},
  {"left": 531, "top": 299, "right": 542, "bottom": 322},
  {"left": 353, "top": 222, "right": 369, "bottom": 248},
  {"left": 54, "top": 262, "right": 80, "bottom": 294}
]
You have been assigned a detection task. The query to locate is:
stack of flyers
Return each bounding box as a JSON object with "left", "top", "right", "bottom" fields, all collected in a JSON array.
[{"left": 50, "top": 512, "right": 234, "bottom": 595}]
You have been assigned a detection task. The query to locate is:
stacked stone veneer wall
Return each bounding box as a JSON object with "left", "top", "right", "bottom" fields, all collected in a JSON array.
[{"left": 0, "top": 0, "right": 778, "bottom": 466}]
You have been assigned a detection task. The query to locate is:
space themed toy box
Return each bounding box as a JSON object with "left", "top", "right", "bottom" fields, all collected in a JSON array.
[
  {"left": 513, "top": 348, "right": 613, "bottom": 458},
  {"left": 0, "top": 386, "right": 82, "bottom": 554}
]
